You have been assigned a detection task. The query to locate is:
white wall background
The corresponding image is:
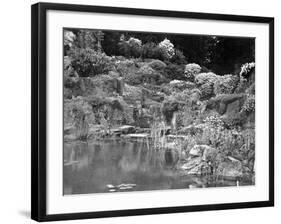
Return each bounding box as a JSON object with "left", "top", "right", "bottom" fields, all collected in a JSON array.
[{"left": 0, "top": 0, "right": 279, "bottom": 223}]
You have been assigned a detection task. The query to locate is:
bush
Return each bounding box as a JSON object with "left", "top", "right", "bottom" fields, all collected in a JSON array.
[
  {"left": 221, "top": 112, "right": 247, "bottom": 129},
  {"left": 69, "top": 48, "right": 113, "bottom": 77},
  {"left": 195, "top": 72, "right": 219, "bottom": 85},
  {"left": 199, "top": 83, "right": 215, "bottom": 100},
  {"left": 240, "top": 62, "right": 255, "bottom": 79},
  {"left": 141, "top": 42, "right": 165, "bottom": 60},
  {"left": 170, "top": 49, "right": 187, "bottom": 64},
  {"left": 168, "top": 80, "right": 196, "bottom": 92},
  {"left": 241, "top": 94, "right": 255, "bottom": 113},
  {"left": 118, "top": 37, "right": 142, "bottom": 58},
  {"left": 235, "top": 62, "right": 255, "bottom": 93},
  {"left": 184, "top": 63, "right": 202, "bottom": 82},
  {"left": 214, "top": 74, "right": 238, "bottom": 95},
  {"left": 161, "top": 98, "right": 181, "bottom": 124},
  {"left": 115, "top": 59, "right": 138, "bottom": 77},
  {"left": 164, "top": 62, "right": 186, "bottom": 80},
  {"left": 148, "top": 60, "right": 167, "bottom": 71},
  {"left": 64, "top": 97, "right": 95, "bottom": 139},
  {"left": 158, "top": 38, "right": 175, "bottom": 60},
  {"left": 194, "top": 72, "right": 219, "bottom": 100},
  {"left": 125, "top": 65, "right": 167, "bottom": 85},
  {"left": 64, "top": 31, "right": 76, "bottom": 47}
]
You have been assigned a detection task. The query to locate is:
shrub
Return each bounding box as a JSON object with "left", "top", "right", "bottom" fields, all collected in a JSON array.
[
  {"left": 222, "top": 112, "right": 247, "bottom": 129},
  {"left": 148, "top": 60, "right": 167, "bottom": 71},
  {"left": 184, "top": 63, "right": 202, "bottom": 82},
  {"left": 241, "top": 94, "right": 255, "bottom": 113},
  {"left": 164, "top": 62, "right": 185, "bottom": 80},
  {"left": 161, "top": 98, "right": 181, "bottom": 124},
  {"left": 246, "top": 83, "right": 255, "bottom": 95},
  {"left": 240, "top": 62, "right": 255, "bottom": 79},
  {"left": 235, "top": 62, "right": 255, "bottom": 93},
  {"left": 158, "top": 38, "right": 175, "bottom": 60},
  {"left": 69, "top": 48, "right": 113, "bottom": 77},
  {"left": 118, "top": 37, "right": 142, "bottom": 58},
  {"left": 170, "top": 49, "right": 187, "bottom": 64},
  {"left": 195, "top": 72, "right": 219, "bottom": 85},
  {"left": 199, "top": 83, "right": 215, "bottom": 100},
  {"left": 64, "top": 97, "right": 95, "bottom": 139},
  {"left": 115, "top": 59, "right": 138, "bottom": 77},
  {"left": 125, "top": 65, "right": 166, "bottom": 85},
  {"left": 141, "top": 42, "right": 164, "bottom": 60},
  {"left": 214, "top": 74, "right": 238, "bottom": 95},
  {"left": 64, "top": 30, "right": 76, "bottom": 47}
]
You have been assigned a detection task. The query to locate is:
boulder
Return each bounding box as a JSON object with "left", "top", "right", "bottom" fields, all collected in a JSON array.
[
  {"left": 178, "top": 124, "right": 204, "bottom": 136},
  {"left": 202, "top": 146, "right": 218, "bottom": 162},
  {"left": 180, "top": 157, "right": 209, "bottom": 175},
  {"left": 169, "top": 80, "right": 196, "bottom": 91},
  {"left": 189, "top": 145, "right": 215, "bottom": 158},
  {"left": 111, "top": 125, "right": 136, "bottom": 134},
  {"left": 181, "top": 157, "right": 202, "bottom": 170},
  {"left": 217, "top": 160, "right": 243, "bottom": 179}
]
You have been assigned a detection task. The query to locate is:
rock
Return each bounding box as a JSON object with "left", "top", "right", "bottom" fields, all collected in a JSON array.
[
  {"left": 206, "top": 94, "right": 244, "bottom": 115},
  {"left": 189, "top": 144, "right": 214, "bottom": 157},
  {"left": 180, "top": 157, "right": 209, "bottom": 175},
  {"left": 169, "top": 80, "right": 196, "bottom": 91},
  {"left": 202, "top": 146, "right": 218, "bottom": 162},
  {"left": 111, "top": 125, "right": 136, "bottom": 134},
  {"left": 217, "top": 161, "right": 243, "bottom": 179},
  {"left": 178, "top": 124, "right": 204, "bottom": 136},
  {"left": 181, "top": 157, "right": 202, "bottom": 170},
  {"left": 189, "top": 145, "right": 203, "bottom": 157}
]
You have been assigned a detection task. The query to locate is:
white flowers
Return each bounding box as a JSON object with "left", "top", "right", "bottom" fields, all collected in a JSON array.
[
  {"left": 184, "top": 63, "right": 202, "bottom": 81},
  {"left": 240, "top": 62, "right": 255, "bottom": 77},
  {"left": 159, "top": 38, "right": 175, "bottom": 59},
  {"left": 64, "top": 31, "right": 76, "bottom": 47}
]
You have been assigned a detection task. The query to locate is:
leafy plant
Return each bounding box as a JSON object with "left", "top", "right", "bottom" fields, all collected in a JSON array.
[{"left": 69, "top": 48, "right": 113, "bottom": 77}]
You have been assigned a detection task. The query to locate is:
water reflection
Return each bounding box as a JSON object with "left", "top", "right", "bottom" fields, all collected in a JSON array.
[{"left": 63, "top": 139, "right": 250, "bottom": 195}]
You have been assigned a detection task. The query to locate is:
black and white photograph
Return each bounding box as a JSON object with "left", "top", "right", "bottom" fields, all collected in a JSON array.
[{"left": 63, "top": 28, "right": 256, "bottom": 195}]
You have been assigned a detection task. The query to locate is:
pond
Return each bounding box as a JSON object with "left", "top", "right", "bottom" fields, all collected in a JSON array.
[{"left": 63, "top": 139, "right": 252, "bottom": 195}]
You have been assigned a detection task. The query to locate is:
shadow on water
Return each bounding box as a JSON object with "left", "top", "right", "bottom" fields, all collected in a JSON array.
[{"left": 63, "top": 139, "right": 250, "bottom": 195}]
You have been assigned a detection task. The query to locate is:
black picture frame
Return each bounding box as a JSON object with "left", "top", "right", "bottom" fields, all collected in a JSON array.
[{"left": 31, "top": 2, "right": 274, "bottom": 222}]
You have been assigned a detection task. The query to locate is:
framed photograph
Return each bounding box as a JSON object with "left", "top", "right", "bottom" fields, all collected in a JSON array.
[{"left": 31, "top": 2, "right": 274, "bottom": 222}]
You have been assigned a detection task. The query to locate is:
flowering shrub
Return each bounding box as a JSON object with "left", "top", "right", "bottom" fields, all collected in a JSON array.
[
  {"left": 64, "top": 31, "right": 76, "bottom": 47},
  {"left": 235, "top": 62, "right": 255, "bottom": 94},
  {"left": 184, "top": 63, "right": 202, "bottom": 82},
  {"left": 158, "top": 38, "right": 175, "bottom": 60},
  {"left": 214, "top": 74, "right": 238, "bottom": 95}
]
